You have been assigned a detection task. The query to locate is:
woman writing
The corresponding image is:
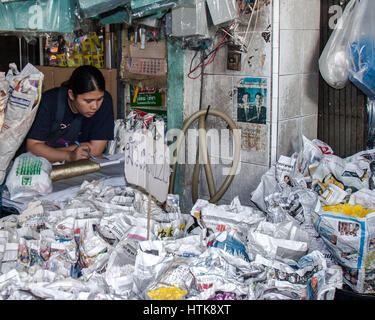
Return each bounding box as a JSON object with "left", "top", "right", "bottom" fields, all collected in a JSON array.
[{"left": 26, "top": 65, "right": 114, "bottom": 163}]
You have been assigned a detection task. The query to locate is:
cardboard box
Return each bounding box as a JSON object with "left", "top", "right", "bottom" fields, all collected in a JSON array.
[
  {"left": 36, "top": 66, "right": 118, "bottom": 119},
  {"left": 120, "top": 39, "right": 167, "bottom": 88}
]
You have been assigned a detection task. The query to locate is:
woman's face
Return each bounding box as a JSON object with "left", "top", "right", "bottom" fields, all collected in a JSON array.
[{"left": 69, "top": 89, "right": 105, "bottom": 118}]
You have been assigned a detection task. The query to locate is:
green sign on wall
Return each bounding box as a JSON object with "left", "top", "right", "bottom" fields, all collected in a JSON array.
[{"left": 130, "top": 85, "right": 165, "bottom": 108}]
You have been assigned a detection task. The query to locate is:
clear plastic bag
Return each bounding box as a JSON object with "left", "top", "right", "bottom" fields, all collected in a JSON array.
[
  {"left": 347, "top": 0, "right": 375, "bottom": 99},
  {"left": 0, "top": 0, "right": 76, "bottom": 33},
  {"left": 78, "top": 0, "right": 129, "bottom": 19},
  {"left": 319, "top": 0, "right": 358, "bottom": 89}
]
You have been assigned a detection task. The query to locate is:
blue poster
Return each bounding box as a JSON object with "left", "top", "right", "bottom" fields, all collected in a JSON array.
[{"left": 237, "top": 77, "right": 267, "bottom": 124}]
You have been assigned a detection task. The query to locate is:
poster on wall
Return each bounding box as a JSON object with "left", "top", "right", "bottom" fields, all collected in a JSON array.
[
  {"left": 237, "top": 122, "right": 267, "bottom": 152},
  {"left": 237, "top": 77, "right": 267, "bottom": 124},
  {"left": 236, "top": 77, "right": 267, "bottom": 152}
]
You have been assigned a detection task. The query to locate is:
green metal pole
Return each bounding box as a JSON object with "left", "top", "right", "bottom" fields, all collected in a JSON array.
[{"left": 167, "top": 39, "right": 184, "bottom": 206}]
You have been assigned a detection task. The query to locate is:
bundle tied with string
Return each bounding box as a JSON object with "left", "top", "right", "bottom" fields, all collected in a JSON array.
[{"left": 50, "top": 159, "right": 100, "bottom": 182}]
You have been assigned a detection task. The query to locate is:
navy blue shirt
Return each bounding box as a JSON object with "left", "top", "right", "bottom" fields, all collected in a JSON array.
[{"left": 27, "top": 87, "right": 114, "bottom": 147}]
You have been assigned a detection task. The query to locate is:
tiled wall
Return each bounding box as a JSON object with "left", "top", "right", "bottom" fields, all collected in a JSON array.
[
  {"left": 277, "top": 0, "right": 320, "bottom": 158},
  {"left": 180, "top": 0, "right": 320, "bottom": 209}
]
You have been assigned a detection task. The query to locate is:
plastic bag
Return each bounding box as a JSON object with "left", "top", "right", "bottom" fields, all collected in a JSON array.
[
  {"left": 78, "top": 0, "right": 129, "bottom": 19},
  {"left": 0, "top": 0, "right": 76, "bottom": 33},
  {"left": 319, "top": 0, "right": 358, "bottom": 89},
  {"left": 0, "top": 63, "right": 43, "bottom": 185},
  {"left": 347, "top": 0, "right": 375, "bottom": 99},
  {"left": 5, "top": 152, "right": 53, "bottom": 200},
  {"left": 0, "top": 72, "right": 9, "bottom": 131}
]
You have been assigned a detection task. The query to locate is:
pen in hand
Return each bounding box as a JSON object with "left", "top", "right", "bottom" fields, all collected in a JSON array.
[{"left": 74, "top": 141, "right": 96, "bottom": 160}]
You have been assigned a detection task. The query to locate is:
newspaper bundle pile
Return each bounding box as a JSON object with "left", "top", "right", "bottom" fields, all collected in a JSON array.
[
  {"left": 106, "top": 109, "right": 163, "bottom": 155},
  {"left": 252, "top": 135, "right": 375, "bottom": 294},
  {"left": 0, "top": 63, "right": 44, "bottom": 185},
  {"left": 0, "top": 175, "right": 342, "bottom": 300}
]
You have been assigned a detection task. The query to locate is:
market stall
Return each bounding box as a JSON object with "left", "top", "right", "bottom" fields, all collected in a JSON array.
[{"left": 1, "top": 0, "right": 375, "bottom": 302}]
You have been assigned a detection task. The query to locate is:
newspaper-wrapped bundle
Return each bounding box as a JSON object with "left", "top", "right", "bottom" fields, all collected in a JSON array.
[
  {"left": 313, "top": 200, "right": 375, "bottom": 294},
  {"left": 0, "top": 63, "right": 44, "bottom": 185},
  {"left": 311, "top": 154, "right": 369, "bottom": 205},
  {"left": 0, "top": 72, "right": 9, "bottom": 131}
]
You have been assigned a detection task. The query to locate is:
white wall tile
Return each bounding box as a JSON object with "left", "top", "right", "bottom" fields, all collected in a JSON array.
[
  {"left": 301, "top": 114, "right": 318, "bottom": 140},
  {"left": 227, "top": 162, "right": 269, "bottom": 205},
  {"left": 201, "top": 74, "right": 235, "bottom": 129},
  {"left": 280, "top": 0, "right": 304, "bottom": 30},
  {"left": 302, "top": 30, "right": 320, "bottom": 74},
  {"left": 301, "top": 73, "right": 319, "bottom": 116},
  {"left": 278, "top": 74, "right": 302, "bottom": 120},
  {"left": 302, "top": 0, "right": 320, "bottom": 30},
  {"left": 279, "top": 29, "right": 304, "bottom": 75},
  {"left": 277, "top": 118, "right": 302, "bottom": 157}
]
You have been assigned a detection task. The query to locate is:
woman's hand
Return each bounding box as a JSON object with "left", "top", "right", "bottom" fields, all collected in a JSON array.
[
  {"left": 69, "top": 145, "right": 91, "bottom": 162},
  {"left": 26, "top": 138, "right": 103, "bottom": 163}
]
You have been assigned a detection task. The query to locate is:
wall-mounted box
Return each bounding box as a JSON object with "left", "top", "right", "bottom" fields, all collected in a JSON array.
[
  {"left": 171, "top": 0, "right": 209, "bottom": 38},
  {"left": 206, "top": 0, "right": 238, "bottom": 26}
]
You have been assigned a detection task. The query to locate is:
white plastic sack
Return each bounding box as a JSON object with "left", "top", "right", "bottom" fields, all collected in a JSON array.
[
  {"left": 190, "top": 197, "right": 265, "bottom": 239},
  {"left": 132, "top": 240, "right": 174, "bottom": 297},
  {"left": 5, "top": 152, "right": 53, "bottom": 200},
  {"left": 0, "top": 63, "right": 43, "bottom": 185},
  {"left": 247, "top": 220, "right": 310, "bottom": 264},
  {"left": 105, "top": 119, "right": 123, "bottom": 155}
]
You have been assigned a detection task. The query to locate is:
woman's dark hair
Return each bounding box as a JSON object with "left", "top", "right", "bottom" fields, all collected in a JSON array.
[{"left": 62, "top": 65, "right": 105, "bottom": 96}]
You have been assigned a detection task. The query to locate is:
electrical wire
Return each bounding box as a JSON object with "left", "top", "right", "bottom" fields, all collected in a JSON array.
[
  {"left": 187, "top": 22, "right": 235, "bottom": 80},
  {"left": 186, "top": 0, "right": 262, "bottom": 80},
  {"left": 187, "top": 42, "right": 231, "bottom": 79}
]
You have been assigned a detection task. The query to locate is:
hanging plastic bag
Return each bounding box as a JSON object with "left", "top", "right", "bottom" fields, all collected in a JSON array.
[
  {"left": 319, "top": 0, "right": 358, "bottom": 89},
  {"left": 347, "top": 0, "right": 375, "bottom": 99}
]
